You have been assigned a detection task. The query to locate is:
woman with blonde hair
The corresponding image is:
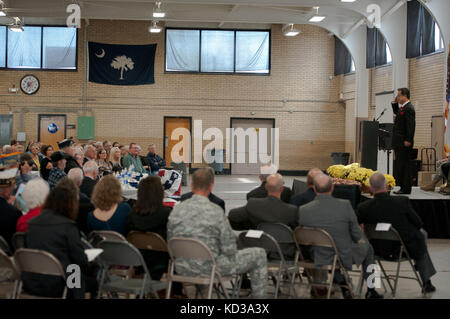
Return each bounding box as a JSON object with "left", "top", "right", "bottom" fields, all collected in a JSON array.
[
  {"left": 109, "top": 146, "right": 122, "bottom": 172},
  {"left": 87, "top": 175, "right": 131, "bottom": 236}
]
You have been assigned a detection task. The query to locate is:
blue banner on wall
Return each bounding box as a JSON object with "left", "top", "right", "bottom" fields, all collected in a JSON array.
[{"left": 88, "top": 42, "right": 157, "bottom": 85}]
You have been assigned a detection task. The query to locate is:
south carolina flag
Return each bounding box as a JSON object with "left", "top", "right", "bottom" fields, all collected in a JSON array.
[{"left": 88, "top": 42, "right": 157, "bottom": 85}]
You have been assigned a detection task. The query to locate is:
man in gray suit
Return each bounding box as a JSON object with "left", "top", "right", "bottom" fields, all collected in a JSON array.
[
  {"left": 229, "top": 173, "right": 298, "bottom": 231},
  {"left": 298, "top": 174, "right": 383, "bottom": 299}
]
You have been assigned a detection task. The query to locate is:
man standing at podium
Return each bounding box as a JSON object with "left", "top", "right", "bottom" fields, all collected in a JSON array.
[{"left": 392, "top": 88, "right": 416, "bottom": 194}]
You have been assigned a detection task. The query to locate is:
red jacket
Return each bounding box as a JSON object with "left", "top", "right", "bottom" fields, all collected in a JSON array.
[{"left": 16, "top": 207, "right": 42, "bottom": 233}]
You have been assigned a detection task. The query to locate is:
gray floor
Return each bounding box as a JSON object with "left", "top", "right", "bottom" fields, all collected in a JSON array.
[{"left": 180, "top": 174, "right": 450, "bottom": 299}]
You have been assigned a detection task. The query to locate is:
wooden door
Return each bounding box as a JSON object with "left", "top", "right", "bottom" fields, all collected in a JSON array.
[
  {"left": 231, "top": 118, "right": 274, "bottom": 175},
  {"left": 39, "top": 115, "right": 66, "bottom": 150},
  {"left": 164, "top": 117, "right": 191, "bottom": 165}
]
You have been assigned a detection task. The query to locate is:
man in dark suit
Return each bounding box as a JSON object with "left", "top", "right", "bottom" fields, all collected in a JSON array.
[
  {"left": 0, "top": 168, "right": 22, "bottom": 249},
  {"left": 299, "top": 174, "right": 382, "bottom": 299},
  {"left": 357, "top": 173, "right": 437, "bottom": 293},
  {"left": 391, "top": 88, "right": 416, "bottom": 194},
  {"left": 290, "top": 168, "right": 322, "bottom": 207},
  {"left": 247, "top": 164, "right": 292, "bottom": 203},
  {"left": 80, "top": 160, "right": 99, "bottom": 198},
  {"left": 229, "top": 173, "right": 298, "bottom": 230}
]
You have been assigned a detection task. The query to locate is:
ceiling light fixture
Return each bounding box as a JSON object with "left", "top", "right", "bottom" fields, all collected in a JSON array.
[
  {"left": 9, "top": 17, "right": 24, "bottom": 32},
  {"left": 149, "top": 20, "right": 162, "bottom": 33},
  {"left": 282, "top": 24, "right": 300, "bottom": 37},
  {"left": 309, "top": 6, "right": 325, "bottom": 22},
  {"left": 0, "top": 1, "right": 6, "bottom": 16},
  {"left": 153, "top": 1, "right": 165, "bottom": 18},
  {"left": 340, "top": 0, "right": 357, "bottom": 2}
]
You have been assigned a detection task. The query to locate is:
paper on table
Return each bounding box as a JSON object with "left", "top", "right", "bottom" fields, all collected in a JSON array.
[
  {"left": 85, "top": 249, "right": 103, "bottom": 262},
  {"left": 375, "top": 223, "right": 391, "bottom": 231},
  {"left": 245, "top": 230, "right": 263, "bottom": 238}
]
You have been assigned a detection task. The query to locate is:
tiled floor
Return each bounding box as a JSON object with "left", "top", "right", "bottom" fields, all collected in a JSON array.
[{"left": 180, "top": 174, "right": 450, "bottom": 299}]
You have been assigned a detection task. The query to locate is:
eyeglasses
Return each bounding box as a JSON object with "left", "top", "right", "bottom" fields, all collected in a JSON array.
[{"left": 20, "top": 160, "right": 34, "bottom": 167}]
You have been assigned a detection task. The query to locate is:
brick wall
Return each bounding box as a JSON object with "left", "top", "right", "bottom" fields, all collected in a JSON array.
[{"left": 0, "top": 21, "right": 344, "bottom": 171}]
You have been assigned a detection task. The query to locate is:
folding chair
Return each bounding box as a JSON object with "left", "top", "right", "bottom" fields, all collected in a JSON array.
[
  {"left": 14, "top": 248, "right": 68, "bottom": 299},
  {"left": 166, "top": 237, "right": 239, "bottom": 299},
  {"left": 96, "top": 240, "right": 167, "bottom": 299},
  {"left": 88, "top": 230, "right": 127, "bottom": 247},
  {"left": 238, "top": 230, "right": 298, "bottom": 299},
  {"left": 12, "top": 232, "right": 26, "bottom": 252},
  {"left": 293, "top": 226, "right": 354, "bottom": 299},
  {"left": 127, "top": 231, "right": 168, "bottom": 252},
  {"left": 0, "top": 236, "right": 11, "bottom": 256},
  {"left": 364, "top": 224, "right": 424, "bottom": 298},
  {"left": 0, "top": 249, "right": 20, "bottom": 298}
]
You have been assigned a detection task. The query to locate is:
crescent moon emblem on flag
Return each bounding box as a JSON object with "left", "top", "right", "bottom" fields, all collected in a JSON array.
[{"left": 95, "top": 49, "right": 105, "bottom": 58}]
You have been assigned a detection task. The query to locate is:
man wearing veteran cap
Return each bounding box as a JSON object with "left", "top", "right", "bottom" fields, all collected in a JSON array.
[
  {"left": 0, "top": 167, "right": 22, "bottom": 248},
  {"left": 48, "top": 151, "right": 68, "bottom": 189},
  {"left": 58, "top": 138, "right": 82, "bottom": 174}
]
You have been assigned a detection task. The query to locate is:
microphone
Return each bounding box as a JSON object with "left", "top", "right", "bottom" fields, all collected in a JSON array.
[{"left": 375, "top": 108, "right": 387, "bottom": 122}]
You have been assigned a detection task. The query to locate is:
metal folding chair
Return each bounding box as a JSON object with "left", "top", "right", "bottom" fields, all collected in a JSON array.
[
  {"left": 88, "top": 230, "right": 127, "bottom": 247},
  {"left": 293, "top": 226, "right": 355, "bottom": 299},
  {"left": 238, "top": 230, "right": 298, "bottom": 298},
  {"left": 0, "top": 236, "right": 11, "bottom": 256},
  {"left": 14, "top": 248, "right": 68, "bottom": 299},
  {"left": 166, "top": 237, "right": 240, "bottom": 299},
  {"left": 127, "top": 231, "right": 168, "bottom": 252},
  {"left": 364, "top": 224, "right": 424, "bottom": 298},
  {"left": 0, "top": 249, "right": 20, "bottom": 298},
  {"left": 96, "top": 240, "right": 167, "bottom": 299}
]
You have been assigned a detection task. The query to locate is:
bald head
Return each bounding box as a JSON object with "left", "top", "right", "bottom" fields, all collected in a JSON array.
[
  {"left": 306, "top": 168, "right": 323, "bottom": 187},
  {"left": 313, "top": 174, "right": 333, "bottom": 194},
  {"left": 369, "top": 172, "right": 388, "bottom": 193},
  {"left": 266, "top": 173, "right": 284, "bottom": 197}
]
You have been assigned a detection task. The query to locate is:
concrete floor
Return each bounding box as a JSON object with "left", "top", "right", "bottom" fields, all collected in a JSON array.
[{"left": 180, "top": 174, "right": 450, "bottom": 299}]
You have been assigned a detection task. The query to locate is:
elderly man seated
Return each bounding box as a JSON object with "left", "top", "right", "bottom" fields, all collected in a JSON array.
[
  {"left": 167, "top": 168, "right": 268, "bottom": 298},
  {"left": 299, "top": 174, "right": 383, "bottom": 299},
  {"left": 247, "top": 164, "right": 292, "bottom": 203},
  {"left": 357, "top": 172, "right": 437, "bottom": 293}
]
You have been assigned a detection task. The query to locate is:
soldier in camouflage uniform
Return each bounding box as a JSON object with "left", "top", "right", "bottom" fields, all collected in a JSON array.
[{"left": 168, "top": 168, "right": 268, "bottom": 298}]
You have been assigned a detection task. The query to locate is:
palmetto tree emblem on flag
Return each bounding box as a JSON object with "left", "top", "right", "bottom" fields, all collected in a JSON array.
[{"left": 110, "top": 55, "right": 135, "bottom": 80}]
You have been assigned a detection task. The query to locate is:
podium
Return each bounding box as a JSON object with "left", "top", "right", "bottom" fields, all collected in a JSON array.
[{"left": 360, "top": 121, "right": 393, "bottom": 172}]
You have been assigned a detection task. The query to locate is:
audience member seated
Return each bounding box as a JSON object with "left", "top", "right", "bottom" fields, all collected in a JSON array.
[
  {"left": 109, "top": 146, "right": 123, "bottom": 173},
  {"left": 28, "top": 142, "right": 43, "bottom": 172},
  {"left": 146, "top": 144, "right": 166, "bottom": 173},
  {"left": 23, "top": 178, "right": 98, "bottom": 299},
  {"left": 167, "top": 168, "right": 268, "bottom": 298},
  {"left": 16, "top": 178, "right": 49, "bottom": 233},
  {"left": 80, "top": 161, "right": 99, "bottom": 198},
  {"left": 120, "top": 145, "right": 129, "bottom": 167},
  {"left": 229, "top": 173, "right": 298, "bottom": 230},
  {"left": 357, "top": 173, "right": 437, "bottom": 293},
  {"left": 58, "top": 139, "right": 82, "bottom": 173},
  {"left": 298, "top": 174, "right": 383, "bottom": 299},
  {"left": 14, "top": 153, "right": 39, "bottom": 193},
  {"left": 68, "top": 168, "right": 95, "bottom": 236},
  {"left": 290, "top": 168, "right": 323, "bottom": 207},
  {"left": 0, "top": 168, "right": 22, "bottom": 248},
  {"left": 96, "top": 148, "right": 113, "bottom": 177},
  {"left": 122, "top": 143, "right": 146, "bottom": 173},
  {"left": 180, "top": 167, "right": 225, "bottom": 211},
  {"left": 440, "top": 161, "right": 450, "bottom": 194},
  {"left": 127, "top": 176, "right": 172, "bottom": 279},
  {"left": 247, "top": 164, "right": 292, "bottom": 203},
  {"left": 83, "top": 145, "right": 97, "bottom": 164},
  {"left": 87, "top": 175, "right": 131, "bottom": 236},
  {"left": 39, "top": 145, "right": 54, "bottom": 181},
  {"left": 74, "top": 146, "right": 85, "bottom": 168},
  {"left": 48, "top": 151, "right": 68, "bottom": 190},
  {"left": 112, "top": 142, "right": 120, "bottom": 148},
  {"left": 102, "top": 140, "right": 112, "bottom": 158}
]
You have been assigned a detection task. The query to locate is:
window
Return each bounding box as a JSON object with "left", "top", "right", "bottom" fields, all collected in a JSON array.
[
  {"left": 1, "top": 25, "right": 77, "bottom": 70},
  {"left": 7, "top": 26, "right": 42, "bottom": 68},
  {"left": 386, "top": 44, "right": 392, "bottom": 64},
  {"left": 43, "top": 27, "right": 77, "bottom": 69},
  {"left": 165, "top": 28, "right": 270, "bottom": 74},
  {"left": 0, "top": 27, "right": 5, "bottom": 68},
  {"left": 350, "top": 60, "right": 355, "bottom": 73},
  {"left": 435, "top": 23, "right": 444, "bottom": 51}
]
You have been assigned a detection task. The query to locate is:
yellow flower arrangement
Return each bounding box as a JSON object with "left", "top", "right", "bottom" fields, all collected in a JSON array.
[{"left": 327, "top": 163, "right": 396, "bottom": 190}]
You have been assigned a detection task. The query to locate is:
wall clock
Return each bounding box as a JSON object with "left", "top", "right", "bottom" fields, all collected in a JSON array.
[{"left": 20, "top": 74, "right": 40, "bottom": 95}]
